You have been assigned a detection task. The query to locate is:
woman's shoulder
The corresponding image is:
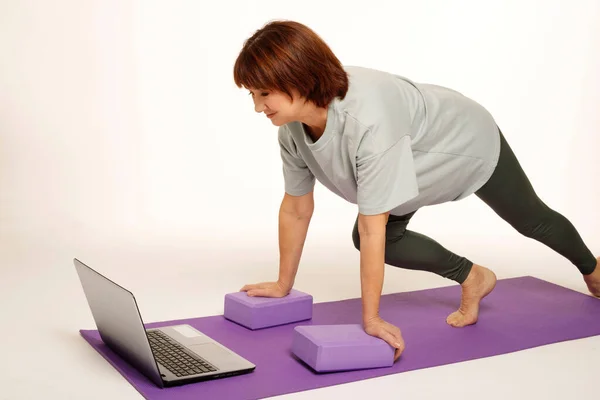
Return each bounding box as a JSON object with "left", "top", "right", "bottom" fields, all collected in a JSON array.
[
  {"left": 342, "top": 65, "right": 397, "bottom": 96},
  {"left": 338, "top": 66, "right": 412, "bottom": 127}
]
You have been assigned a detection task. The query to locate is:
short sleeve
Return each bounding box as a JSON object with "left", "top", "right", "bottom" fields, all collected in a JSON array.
[
  {"left": 278, "top": 127, "right": 315, "bottom": 196},
  {"left": 356, "top": 134, "right": 419, "bottom": 215}
]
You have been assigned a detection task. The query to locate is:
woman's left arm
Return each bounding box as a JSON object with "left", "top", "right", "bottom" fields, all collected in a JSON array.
[
  {"left": 358, "top": 211, "right": 406, "bottom": 361},
  {"left": 357, "top": 211, "right": 389, "bottom": 324}
]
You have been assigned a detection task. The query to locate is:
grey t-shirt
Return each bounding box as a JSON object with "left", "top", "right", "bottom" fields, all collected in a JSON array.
[{"left": 278, "top": 65, "right": 500, "bottom": 216}]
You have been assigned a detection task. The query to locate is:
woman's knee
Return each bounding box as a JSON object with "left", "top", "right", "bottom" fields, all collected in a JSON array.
[
  {"left": 513, "top": 210, "right": 555, "bottom": 239},
  {"left": 353, "top": 212, "right": 414, "bottom": 251},
  {"left": 352, "top": 223, "right": 360, "bottom": 250},
  {"left": 352, "top": 223, "right": 407, "bottom": 251},
  {"left": 500, "top": 197, "right": 553, "bottom": 238}
]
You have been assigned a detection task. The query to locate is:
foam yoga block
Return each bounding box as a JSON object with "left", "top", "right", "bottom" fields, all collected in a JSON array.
[
  {"left": 292, "top": 324, "right": 395, "bottom": 372},
  {"left": 224, "top": 289, "right": 313, "bottom": 329}
]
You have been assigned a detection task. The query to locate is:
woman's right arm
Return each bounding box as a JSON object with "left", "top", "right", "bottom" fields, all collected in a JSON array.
[
  {"left": 277, "top": 191, "right": 314, "bottom": 291},
  {"left": 240, "top": 191, "right": 314, "bottom": 297}
]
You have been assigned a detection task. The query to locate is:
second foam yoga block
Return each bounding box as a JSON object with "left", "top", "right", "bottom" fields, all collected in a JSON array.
[
  {"left": 292, "top": 324, "right": 395, "bottom": 372},
  {"left": 224, "top": 289, "right": 313, "bottom": 329}
]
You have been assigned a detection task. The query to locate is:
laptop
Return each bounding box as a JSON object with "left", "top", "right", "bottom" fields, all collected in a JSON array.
[{"left": 73, "top": 258, "right": 256, "bottom": 388}]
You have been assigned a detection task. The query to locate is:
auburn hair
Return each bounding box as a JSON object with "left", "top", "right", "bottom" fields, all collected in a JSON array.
[{"left": 233, "top": 20, "right": 349, "bottom": 108}]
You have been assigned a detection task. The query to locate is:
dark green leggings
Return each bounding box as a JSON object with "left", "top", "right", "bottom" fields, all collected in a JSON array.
[{"left": 352, "top": 128, "right": 597, "bottom": 284}]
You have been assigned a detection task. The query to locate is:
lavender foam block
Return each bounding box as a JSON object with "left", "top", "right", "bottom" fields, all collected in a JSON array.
[
  {"left": 223, "top": 289, "right": 313, "bottom": 330},
  {"left": 292, "top": 324, "right": 395, "bottom": 372}
]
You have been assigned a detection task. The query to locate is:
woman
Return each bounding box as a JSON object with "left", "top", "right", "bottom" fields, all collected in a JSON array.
[{"left": 233, "top": 20, "right": 599, "bottom": 361}]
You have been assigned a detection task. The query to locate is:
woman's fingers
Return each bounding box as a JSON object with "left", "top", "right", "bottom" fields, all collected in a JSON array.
[
  {"left": 240, "top": 282, "right": 287, "bottom": 297},
  {"left": 247, "top": 288, "right": 271, "bottom": 297},
  {"left": 378, "top": 330, "right": 399, "bottom": 349},
  {"left": 378, "top": 322, "right": 405, "bottom": 360},
  {"left": 364, "top": 317, "right": 406, "bottom": 362},
  {"left": 393, "top": 347, "right": 402, "bottom": 361},
  {"left": 387, "top": 327, "right": 405, "bottom": 360},
  {"left": 240, "top": 282, "right": 267, "bottom": 291}
]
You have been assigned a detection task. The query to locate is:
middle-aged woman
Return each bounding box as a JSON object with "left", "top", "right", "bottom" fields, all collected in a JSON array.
[{"left": 234, "top": 20, "right": 599, "bottom": 361}]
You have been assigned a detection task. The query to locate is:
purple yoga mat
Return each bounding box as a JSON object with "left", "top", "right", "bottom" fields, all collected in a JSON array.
[{"left": 80, "top": 276, "right": 600, "bottom": 399}]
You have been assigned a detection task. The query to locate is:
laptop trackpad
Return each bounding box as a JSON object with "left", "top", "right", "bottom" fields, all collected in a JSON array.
[{"left": 189, "top": 343, "right": 235, "bottom": 364}]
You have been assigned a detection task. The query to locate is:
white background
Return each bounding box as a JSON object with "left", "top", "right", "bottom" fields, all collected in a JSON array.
[{"left": 1, "top": 0, "right": 599, "bottom": 399}]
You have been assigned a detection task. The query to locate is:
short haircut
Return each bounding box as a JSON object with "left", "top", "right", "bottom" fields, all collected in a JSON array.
[{"left": 233, "top": 20, "right": 349, "bottom": 108}]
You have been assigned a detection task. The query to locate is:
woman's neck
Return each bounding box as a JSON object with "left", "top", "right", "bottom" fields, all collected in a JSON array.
[{"left": 299, "top": 105, "right": 328, "bottom": 141}]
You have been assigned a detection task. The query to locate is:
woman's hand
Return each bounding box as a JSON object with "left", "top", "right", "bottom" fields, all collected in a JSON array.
[
  {"left": 240, "top": 281, "right": 291, "bottom": 297},
  {"left": 363, "top": 316, "right": 405, "bottom": 361}
]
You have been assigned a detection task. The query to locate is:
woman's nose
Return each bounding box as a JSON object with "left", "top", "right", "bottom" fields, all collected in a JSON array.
[{"left": 254, "top": 98, "right": 264, "bottom": 113}]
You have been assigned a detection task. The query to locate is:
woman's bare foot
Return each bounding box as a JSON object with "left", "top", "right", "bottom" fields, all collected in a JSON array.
[
  {"left": 447, "top": 264, "right": 497, "bottom": 327},
  {"left": 583, "top": 257, "right": 600, "bottom": 297}
]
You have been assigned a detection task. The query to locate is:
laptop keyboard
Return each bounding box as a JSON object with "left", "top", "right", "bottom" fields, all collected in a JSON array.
[{"left": 147, "top": 330, "right": 218, "bottom": 377}]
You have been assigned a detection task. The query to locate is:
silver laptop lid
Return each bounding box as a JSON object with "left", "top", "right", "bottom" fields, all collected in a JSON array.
[{"left": 73, "top": 258, "right": 164, "bottom": 388}]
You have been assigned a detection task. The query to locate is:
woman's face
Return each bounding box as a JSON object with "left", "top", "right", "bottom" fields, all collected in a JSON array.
[{"left": 248, "top": 88, "right": 305, "bottom": 126}]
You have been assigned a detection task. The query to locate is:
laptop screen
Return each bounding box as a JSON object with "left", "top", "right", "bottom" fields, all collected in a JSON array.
[{"left": 74, "top": 258, "right": 164, "bottom": 387}]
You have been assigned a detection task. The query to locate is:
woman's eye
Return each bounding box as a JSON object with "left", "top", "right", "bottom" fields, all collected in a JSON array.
[{"left": 261, "top": 92, "right": 269, "bottom": 97}]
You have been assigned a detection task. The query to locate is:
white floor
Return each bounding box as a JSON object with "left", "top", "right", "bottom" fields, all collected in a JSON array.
[{"left": 2, "top": 231, "right": 598, "bottom": 400}]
